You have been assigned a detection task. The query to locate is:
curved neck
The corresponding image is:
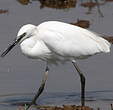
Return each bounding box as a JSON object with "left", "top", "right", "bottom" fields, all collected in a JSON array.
[{"left": 20, "top": 37, "right": 37, "bottom": 57}]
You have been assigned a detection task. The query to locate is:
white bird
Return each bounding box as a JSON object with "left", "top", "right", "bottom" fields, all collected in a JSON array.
[{"left": 1, "top": 21, "right": 113, "bottom": 109}]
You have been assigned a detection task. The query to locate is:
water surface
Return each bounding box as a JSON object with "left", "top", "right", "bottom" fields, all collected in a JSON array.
[{"left": 0, "top": 0, "right": 113, "bottom": 109}]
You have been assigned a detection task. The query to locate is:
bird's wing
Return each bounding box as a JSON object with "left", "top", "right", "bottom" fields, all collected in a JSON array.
[{"left": 38, "top": 21, "right": 110, "bottom": 58}]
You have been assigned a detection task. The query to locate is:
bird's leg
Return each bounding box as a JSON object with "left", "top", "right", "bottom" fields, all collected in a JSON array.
[
  {"left": 26, "top": 65, "right": 49, "bottom": 110},
  {"left": 72, "top": 60, "right": 86, "bottom": 106}
]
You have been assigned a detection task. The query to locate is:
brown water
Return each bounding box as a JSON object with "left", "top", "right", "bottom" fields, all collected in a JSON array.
[{"left": 0, "top": 0, "right": 113, "bottom": 110}]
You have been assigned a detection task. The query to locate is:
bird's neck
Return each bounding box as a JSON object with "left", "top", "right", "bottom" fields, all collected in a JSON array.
[
  {"left": 20, "top": 37, "right": 52, "bottom": 59},
  {"left": 20, "top": 37, "right": 37, "bottom": 57}
]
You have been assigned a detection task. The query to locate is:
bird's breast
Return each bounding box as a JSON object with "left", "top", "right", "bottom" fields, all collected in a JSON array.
[{"left": 20, "top": 38, "right": 53, "bottom": 60}]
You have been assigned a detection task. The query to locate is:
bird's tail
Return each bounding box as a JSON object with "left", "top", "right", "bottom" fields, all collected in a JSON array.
[{"left": 103, "top": 36, "right": 113, "bottom": 44}]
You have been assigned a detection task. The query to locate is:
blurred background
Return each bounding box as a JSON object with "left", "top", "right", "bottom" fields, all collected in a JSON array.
[{"left": 0, "top": 0, "right": 113, "bottom": 109}]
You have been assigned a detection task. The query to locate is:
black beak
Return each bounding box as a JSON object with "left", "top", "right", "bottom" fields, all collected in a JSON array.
[{"left": 1, "top": 33, "right": 26, "bottom": 57}]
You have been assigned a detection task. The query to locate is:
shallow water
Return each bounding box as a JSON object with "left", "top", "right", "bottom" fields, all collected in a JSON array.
[
  {"left": 0, "top": 91, "right": 113, "bottom": 110},
  {"left": 0, "top": 0, "right": 113, "bottom": 110}
]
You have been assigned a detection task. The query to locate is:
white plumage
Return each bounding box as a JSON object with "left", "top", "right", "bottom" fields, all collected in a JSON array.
[
  {"left": 18, "top": 21, "right": 111, "bottom": 64},
  {"left": 1, "top": 21, "right": 112, "bottom": 108}
]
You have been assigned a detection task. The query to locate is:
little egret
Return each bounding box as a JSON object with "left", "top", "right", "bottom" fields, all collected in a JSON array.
[{"left": 1, "top": 21, "right": 113, "bottom": 109}]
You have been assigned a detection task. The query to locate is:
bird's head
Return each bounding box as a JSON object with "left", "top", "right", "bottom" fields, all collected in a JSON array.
[{"left": 1, "top": 24, "right": 36, "bottom": 57}]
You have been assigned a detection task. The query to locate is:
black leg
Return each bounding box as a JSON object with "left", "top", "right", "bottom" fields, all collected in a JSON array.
[
  {"left": 26, "top": 65, "right": 49, "bottom": 110},
  {"left": 72, "top": 60, "right": 86, "bottom": 106}
]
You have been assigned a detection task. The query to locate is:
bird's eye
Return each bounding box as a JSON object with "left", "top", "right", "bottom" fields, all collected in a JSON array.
[
  {"left": 21, "top": 32, "right": 27, "bottom": 38},
  {"left": 20, "top": 32, "right": 27, "bottom": 39},
  {"left": 15, "top": 32, "right": 27, "bottom": 42}
]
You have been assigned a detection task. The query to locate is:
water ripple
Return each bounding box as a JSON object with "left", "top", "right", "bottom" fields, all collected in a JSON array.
[{"left": 0, "top": 90, "right": 112, "bottom": 106}]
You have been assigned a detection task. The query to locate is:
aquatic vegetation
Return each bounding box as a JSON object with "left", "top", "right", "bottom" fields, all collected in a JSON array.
[
  {"left": 70, "top": 19, "right": 90, "bottom": 28},
  {"left": 17, "top": 0, "right": 30, "bottom": 5},
  {"left": 81, "top": 1, "right": 97, "bottom": 8},
  {"left": 17, "top": 104, "right": 113, "bottom": 110},
  {"left": 16, "top": 0, "right": 107, "bottom": 17},
  {"left": 0, "top": 9, "right": 8, "bottom": 14},
  {"left": 38, "top": 0, "right": 77, "bottom": 9},
  {"left": 80, "top": 0, "right": 104, "bottom": 17},
  {"left": 25, "top": 105, "right": 93, "bottom": 110}
]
